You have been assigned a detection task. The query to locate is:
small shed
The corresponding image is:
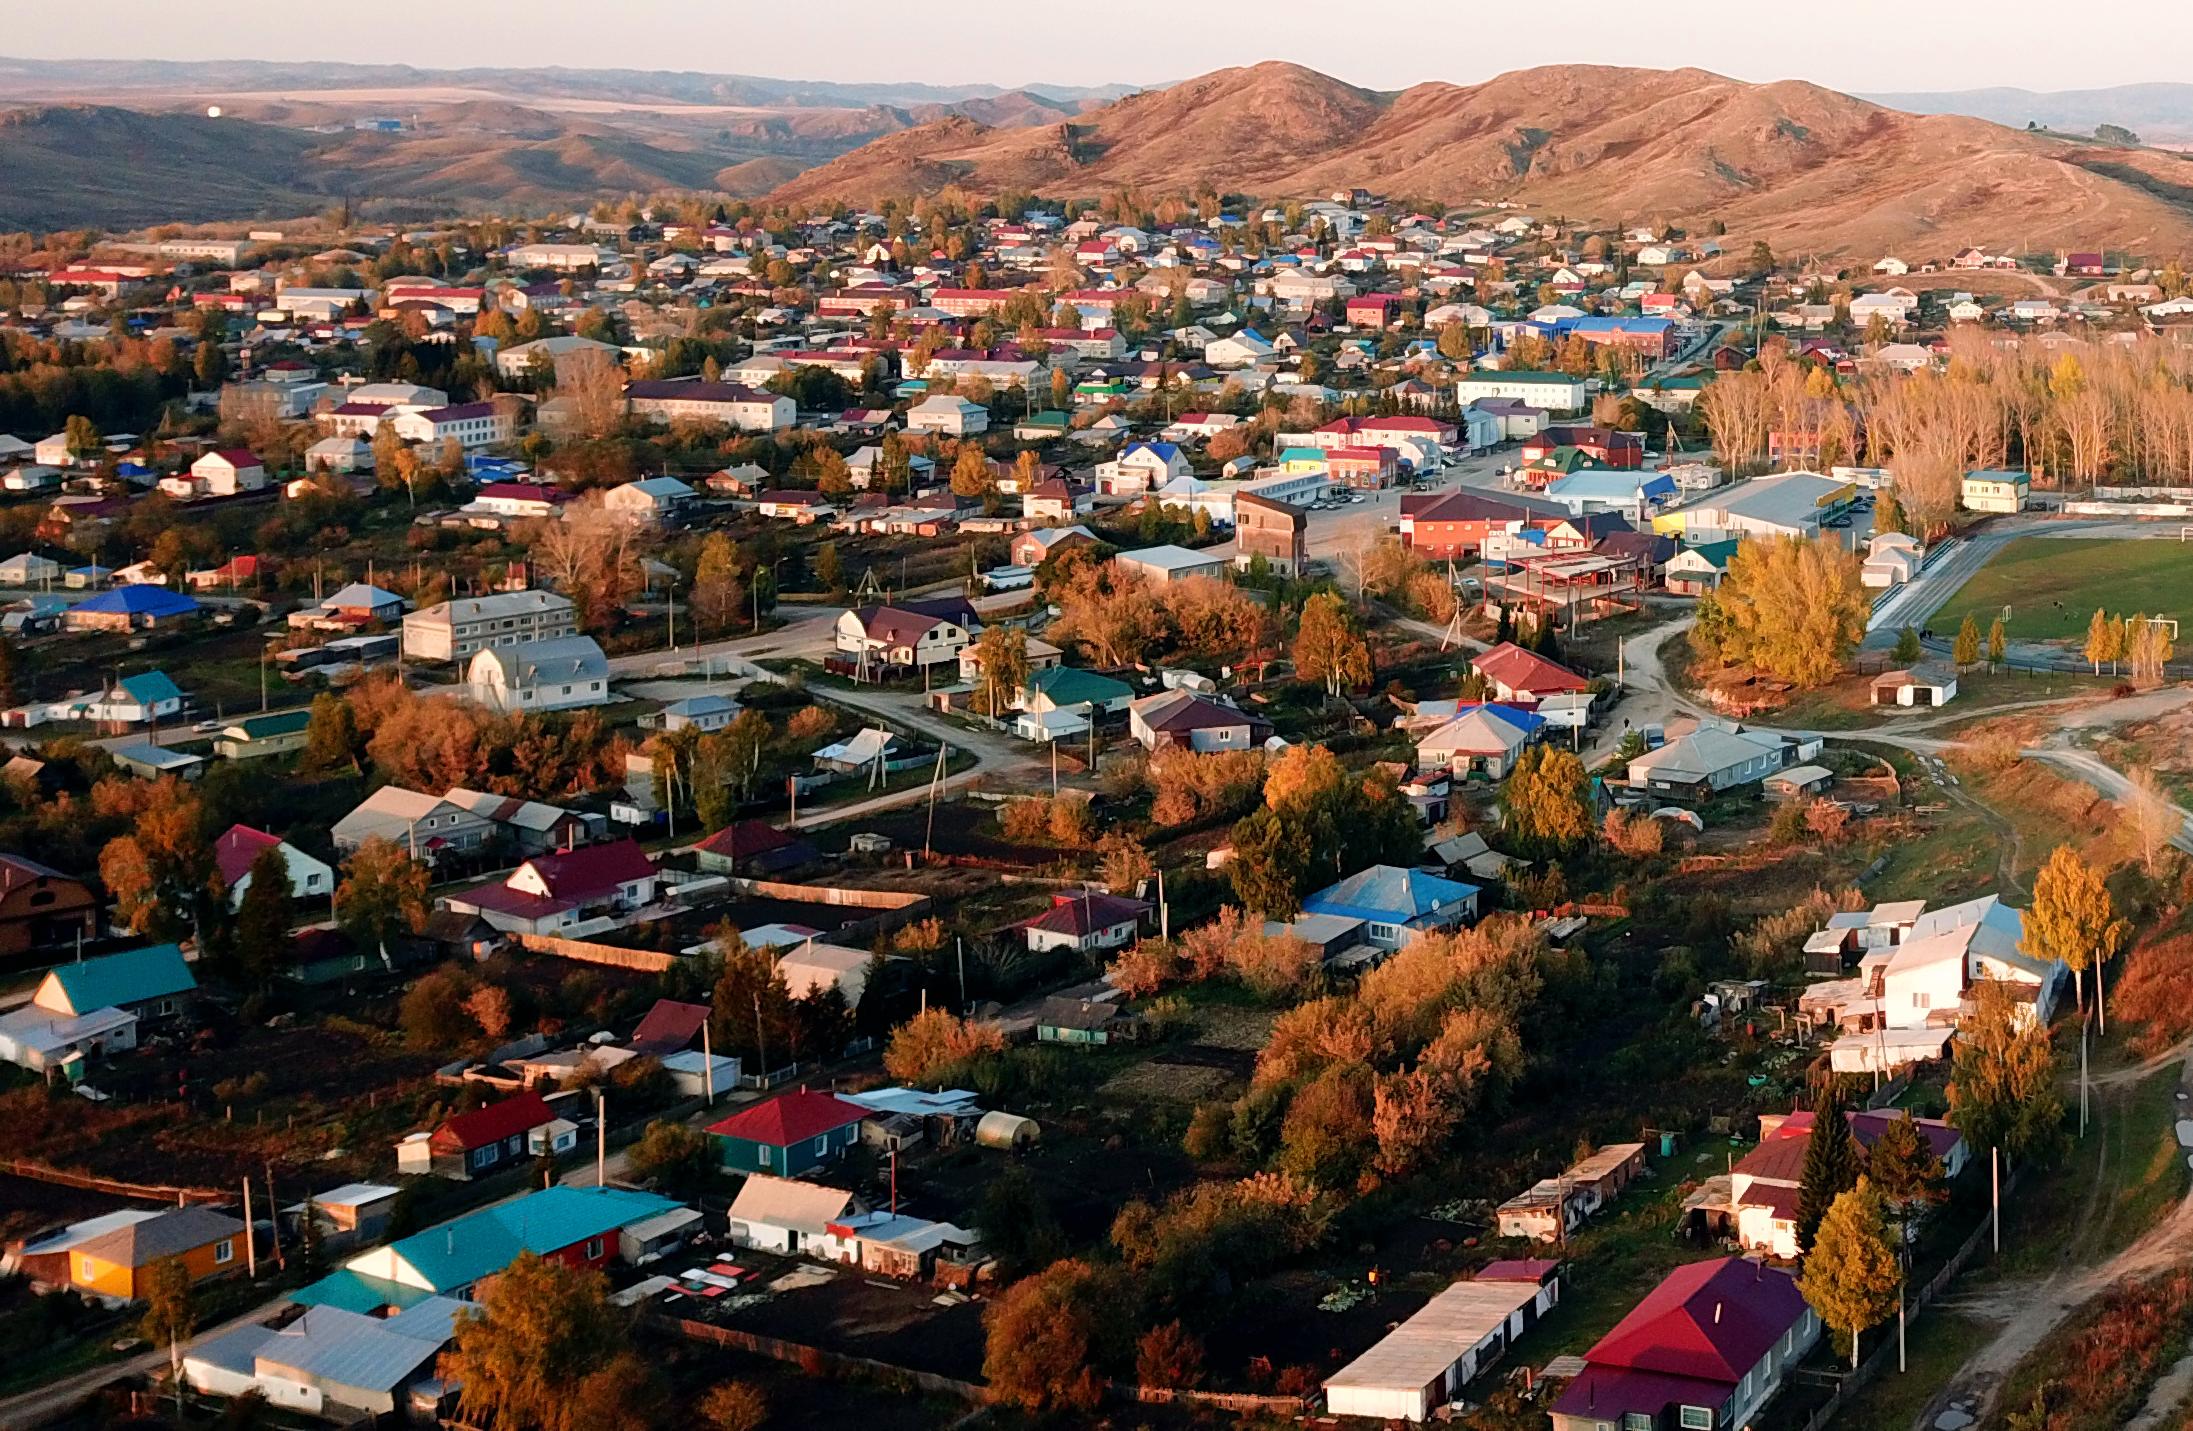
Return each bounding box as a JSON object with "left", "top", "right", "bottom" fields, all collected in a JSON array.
[
  {"left": 1871, "top": 663, "right": 1958, "bottom": 708},
  {"left": 974, "top": 1110, "right": 1039, "bottom": 1150},
  {"left": 1763, "top": 764, "right": 1834, "bottom": 799}
]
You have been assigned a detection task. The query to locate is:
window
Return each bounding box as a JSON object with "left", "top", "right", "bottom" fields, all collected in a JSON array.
[
  {"left": 1912, "top": 992, "right": 1931, "bottom": 1009},
  {"left": 1681, "top": 1408, "right": 1713, "bottom": 1430},
  {"left": 583, "top": 1236, "right": 603, "bottom": 1259},
  {"left": 814, "top": 1136, "right": 828, "bottom": 1155},
  {"left": 214, "top": 1239, "right": 234, "bottom": 1264},
  {"left": 1623, "top": 1415, "right": 1653, "bottom": 1431},
  {"left": 758, "top": 1145, "right": 772, "bottom": 1168}
]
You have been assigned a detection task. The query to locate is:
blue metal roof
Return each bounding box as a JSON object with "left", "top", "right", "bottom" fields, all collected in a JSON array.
[
  {"left": 74, "top": 585, "right": 200, "bottom": 618},
  {"left": 288, "top": 1269, "right": 445, "bottom": 1315},
  {"left": 1303, "top": 865, "right": 1481, "bottom": 925},
  {"left": 43, "top": 944, "right": 193, "bottom": 1015}
]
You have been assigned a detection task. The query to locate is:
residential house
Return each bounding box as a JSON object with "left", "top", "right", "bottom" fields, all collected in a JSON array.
[
  {"left": 693, "top": 820, "right": 817, "bottom": 877},
  {"left": 1549, "top": 1258, "right": 1819, "bottom": 1431},
  {"left": 213, "top": 825, "right": 333, "bottom": 908},
  {"left": 1730, "top": 1109, "right": 1966, "bottom": 1259},
  {"left": 0, "top": 854, "right": 97, "bottom": 957},
  {"left": 753, "top": 490, "right": 836, "bottom": 523},
  {"left": 463, "top": 635, "right": 611, "bottom": 713},
  {"left": 1036, "top": 996, "right": 1144, "bottom": 1046},
  {"left": 1302, "top": 866, "right": 1480, "bottom": 950},
  {"left": 725, "top": 1175, "right": 863, "bottom": 1255},
  {"left": 440, "top": 788, "right": 590, "bottom": 855},
  {"left": 190, "top": 449, "right": 268, "bottom": 496},
  {"left": 600, "top": 475, "right": 697, "bottom": 529},
  {"left": 331, "top": 787, "right": 497, "bottom": 859},
  {"left": 388, "top": 402, "right": 516, "bottom": 451},
  {"left": 1010, "top": 525, "right": 1100, "bottom": 569},
  {"left": 30, "top": 943, "right": 195, "bottom": 1025},
  {"left": 394, "top": 1092, "right": 557, "bottom": 1181},
  {"left": 402, "top": 591, "right": 576, "bottom": 664},
  {"left": 1022, "top": 478, "right": 1093, "bottom": 523},
  {"left": 1012, "top": 891, "right": 1149, "bottom": 954},
  {"left": 446, "top": 839, "right": 658, "bottom": 936},
  {"left": 12, "top": 1206, "right": 245, "bottom": 1302},
  {"left": 776, "top": 940, "right": 876, "bottom": 1008},
  {"left": 63, "top": 584, "right": 201, "bottom": 632},
  {"left": 183, "top": 1297, "right": 462, "bottom": 1420},
  {"left": 1128, "top": 689, "right": 1272, "bottom": 752},
  {"left": 1094, "top": 442, "right": 1191, "bottom": 495},
  {"left": 293, "top": 1186, "right": 680, "bottom": 1312},
  {"left": 906, "top": 394, "right": 989, "bottom": 436},
  {"left": 1471, "top": 643, "right": 1589, "bottom": 703},
  {"left": 1626, "top": 725, "right": 1812, "bottom": 802},
  {"left": 708, "top": 1090, "right": 867, "bottom": 1176},
  {"left": 1416, "top": 704, "right": 1546, "bottom": 781},
  {"left": 833, "top": 600, "right": 977, "bottom": 673}
]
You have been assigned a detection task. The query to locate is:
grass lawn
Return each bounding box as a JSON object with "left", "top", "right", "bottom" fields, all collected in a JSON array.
[
  {"left": 1933, "top": 537, "right": 2193, "bottom": 643},
  {"left": 1775, "top": 1309, "right": 1993, "bottom": 1431},
  {"left": 1767, "top": 666, "right": 2108, "bottom": 731}
]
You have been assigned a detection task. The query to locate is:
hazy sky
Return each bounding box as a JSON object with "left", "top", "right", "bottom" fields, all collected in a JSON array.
[{"left": 10, "top": 0, "right": 2193, "bottom": 94}]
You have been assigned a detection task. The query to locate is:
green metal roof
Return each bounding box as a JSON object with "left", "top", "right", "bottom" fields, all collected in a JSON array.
[
  {"left": 232, "top": 709, "right": 311, "bottom": 738},
  {"left": 290, "top": 1268, "right": 444, "bottom": 1314},
  {"left": 1028, "top": 666, "right": 1133, "bottom": 706},
  {"left": 43, "top": 944, "right": 193, "bottom": 1015}
]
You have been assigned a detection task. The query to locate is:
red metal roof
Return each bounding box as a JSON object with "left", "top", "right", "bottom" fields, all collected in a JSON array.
[
  {"left": 213, "top": 824, "right": 282, "bottom": 888},
  {"left": 706, "top": 1090, "right": 865, "bottom": 1147},
  {"left": 694, "top": 820, "right": 798, "bottom": 860},
  {"left": 432, "top": 1092, "right": 555, "bottom": 1152},
  {"left": 1583, "top": 1257, "right": 1806, "bottom": 1385},
  {"left": 519, "top": 839, "right": 652, "bottom": 900},
  {"left": 1471, "top": 642, "right": 1589, "bottom": 696},
  {"left": 1014, "top": 892, "right": 1149, "bottom": 937}
]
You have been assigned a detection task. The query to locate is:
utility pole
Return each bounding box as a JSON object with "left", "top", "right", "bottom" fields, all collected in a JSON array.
[
  {"left": 242, "top": 1176, "right": 256, "bottom": 1279},
  {"left": 702, "top": 1017, "right": 716, "bottom": 1108},
  {"left": 595, "top": 1088, "right": 607, "bottom": 1186},
  {"left": 1991, "top": 1146, "right": 2000, "bottom": 1254}
]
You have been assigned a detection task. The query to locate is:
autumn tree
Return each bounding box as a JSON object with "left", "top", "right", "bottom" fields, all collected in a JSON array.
[
  {"left": 441, "top": 1252, "right": 664, "bottom": 1431},
  {"left": 971, "top": 623, "right": 1031, "bottom": 718},
  {"left": 698, "top": 1381, "right": 767, "bottom": 1431},
  {"left": 98, "top": 779, "right": 210, "bottom": 940},
  {"left": 2024, "top": 843, "right": 2127, "bottom": 1014},
  {"left": 1953, "top": 612, "right": 1981, "bottom": 667},
  {"left": 1048, "top": 559, "right": 1164, "bottom": 668},
  {"left": 336, "top": 837, "right": 431, "bottom": 955},
  {"left": 1228, "top": 746, "right": 1422, "bottom": 916},
  {"left": 883, "top": 1007, "right": 1006, "bottom": 1084},
  {"left": 950, "top": 443, "right": 995, "bottom": 499},
  {"left": 140, "top": 1255, "right": 196, "bottom": 1386},
  {"left": 1501, "top": 745, "right": 1592, "bottom": 858},
  {"left": 689, "top": 532, "right": 746, "bottom": 635},
  {"left": 2126, "top": 766, "right": 2181, "bottom": 876},
  {"left": 2084, "top": 607, "right": 2122, "bottom": 675},
  {"left": 304, "top": 692, "right": 364, "bottom": 774},
  {"left": 1800, "top": 1179, "right": 1902, "bottom": 1369},
  {"left": 1987, "top": 615, "right": 2007, "bottom": 670},
  {"left": 1696, "top": 536, "right": 1870, "bottom": 686},
  {"left": 981, "top": 1259, "right": 1128, "bottom": 1412},
  {"left": 1293, "top": 591, "right": 1372, "bottom": 698},
  {"left": 1948, "top": 979, "right": 2065, "bottom": 1166},
  {"left": 707, "top": 933, "right": 798, "bottom": 1072},
  {"left": 1135, "top": 1320, "right": 1206, "bottom": 1389},
  {"left": 528, "top": 493, "right": 647, "bottom": 632},
  {"left": 555, "top": 347, "right": 629, "bottom": 440}
]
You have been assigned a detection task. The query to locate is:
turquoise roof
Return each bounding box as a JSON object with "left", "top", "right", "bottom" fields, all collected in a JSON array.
[
  {"left": 290, "top": 1269, "right": 445, "bottom": 1314},
  {"left": 376, "top": 1186, "right": 678, "bottom": 1292},
  {"left": 116, "top": 671, "right": 181, "bottom": 705},
  {"left": 1028, "top": 666, "right": 1133, "bottom": 706},
  {"left": 44, "top": 944, "right": 193, "bottom": 1015}
]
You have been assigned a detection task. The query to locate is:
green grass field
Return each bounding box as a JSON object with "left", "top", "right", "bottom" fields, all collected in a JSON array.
[{"left": 1933, "top": 537, "right": 2193, "bottom": 643}]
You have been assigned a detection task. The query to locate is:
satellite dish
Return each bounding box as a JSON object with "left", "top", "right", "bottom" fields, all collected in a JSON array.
[{"left": 206, "top": 105, "right": 223, "bottom": 119}]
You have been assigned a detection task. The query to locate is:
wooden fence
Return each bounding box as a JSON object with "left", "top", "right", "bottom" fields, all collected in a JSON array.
[
  {"left": 651, "top": 1315, "right": 990, "bottom": 1405},
  {"left": 511, "top": 933, "right": 678, "bottom": 973},
  {"left": 1117, "top": 1384, "right": 1311, "bottom": 1414},
  {"left": 1787, "top": 1175, "right": 2018, "bottom": 1431},
  {"left": 0, "top": 1157, "right": 228, "bottom": 1204}
]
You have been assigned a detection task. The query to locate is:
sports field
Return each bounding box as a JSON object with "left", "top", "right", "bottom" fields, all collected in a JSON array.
[{"left": 1932, "top": 537, "right": 2193, "bottom": 643}]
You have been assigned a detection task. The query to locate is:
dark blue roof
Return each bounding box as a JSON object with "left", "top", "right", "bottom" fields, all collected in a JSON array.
[{"left": 74, "top": 586, "right": 200, "bottom": 618}]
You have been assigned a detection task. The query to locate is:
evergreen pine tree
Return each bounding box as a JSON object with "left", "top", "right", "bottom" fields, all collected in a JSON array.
[{"left": 1797, "top": 1081, "right": 1861, "bottom": 1254}]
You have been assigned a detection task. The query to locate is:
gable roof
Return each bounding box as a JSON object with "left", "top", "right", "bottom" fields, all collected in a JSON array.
[
  {"left": 1472, "top": 642, "right": 1588, "bottom": 695},
  {"left": 1016, "top": 891, "right": 1150, "bottom": 937},
  {"left": 706, "top": 1089, "right": 866, "bottom": 1147},
  {"left": 39, "top": 943, "right": 194, "bottom": 1015},
  {"left": 432, "top": 1091, "right": 554, "bottom": 1151},
  {"left": 628, "top": 999, "right": 710, "bottom": 1053},
  {"left": 1581, "top": 1256, "right": 1806, "bottom": 1384},
  {"left": 517, "top": 839, "right": 652, "bottom": 899},
  {"left": 727, "top": 1174, "right": 859, "bottom": 1237},
  {"left": 76, "top": 1204, "right": 243, "bottom": 1268},
  {"left": 364, "top": 1186, "right": 679, "bottom": 1293},
  {"left": 213, "top": 824, "right": 287, "bottom": 887}
]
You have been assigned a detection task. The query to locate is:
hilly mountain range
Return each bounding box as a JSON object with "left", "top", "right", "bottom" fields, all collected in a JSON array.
[
  {"left": 8, "top": 58, "right": 2193, "bottom": 258},
  {"left": 1863, "top": 83, "right": 2193, "bottom": 145},
  {"left": 769, "top": 62, "right": 2193, "bottom": 259}
]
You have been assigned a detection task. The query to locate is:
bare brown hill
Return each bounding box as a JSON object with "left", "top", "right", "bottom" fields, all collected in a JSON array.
[{"left": 768, "top": 61, "right": 2193, "bottom": 257}]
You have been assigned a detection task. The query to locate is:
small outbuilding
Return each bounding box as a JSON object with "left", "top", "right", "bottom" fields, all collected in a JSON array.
[
  {"left": 974, "top": 1110, "right": 1039, "bottom": 1150},
  {"left": 1871, "top": 662, "right": 1958, "bottom": 708}
]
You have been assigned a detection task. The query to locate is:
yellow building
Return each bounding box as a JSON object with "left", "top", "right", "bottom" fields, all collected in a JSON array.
[{"left": 22, "top": 1206, "right": 247, "bottom": 1301}]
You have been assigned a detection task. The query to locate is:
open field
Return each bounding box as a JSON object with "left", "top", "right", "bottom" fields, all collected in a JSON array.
[{"left": 1933, "top": 537, "right": 2193, "bottom": 643}]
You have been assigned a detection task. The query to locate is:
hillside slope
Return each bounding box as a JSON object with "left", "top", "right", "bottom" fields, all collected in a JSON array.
[{"left": 769, "top": 62, "right": 2193, "bottom": 257}]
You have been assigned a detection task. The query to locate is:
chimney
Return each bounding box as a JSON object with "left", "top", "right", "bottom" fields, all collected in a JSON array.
[{"left": 1713, "top": 1301, "right": 1722, "bottom": 1324}]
